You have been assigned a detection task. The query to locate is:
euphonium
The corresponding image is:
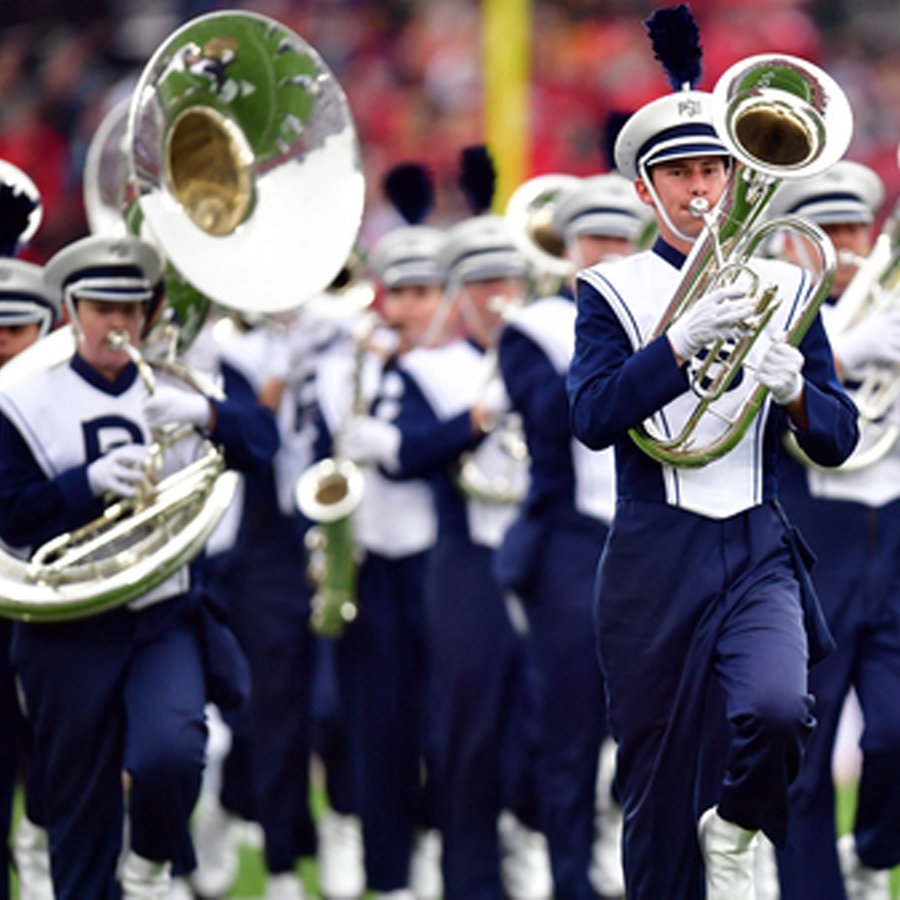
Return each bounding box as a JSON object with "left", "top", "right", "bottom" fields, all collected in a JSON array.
[
  {"left": 0, "top": 326, "right": 238, "bottom": 622},
  {"left": 788, "top": 198, "right": 900, "bottom": 471},
  {"left": 629, "top": 54, "right": 853, "bottom": 468},
  {"left": 504, "top": 173, "right": 581, "bottom": 296},
  {"left": 454, "top": 345, "right": 530, "bottom": 506},
  {"left": 295, "top": 312, "right": 377, "bottom": 638}
]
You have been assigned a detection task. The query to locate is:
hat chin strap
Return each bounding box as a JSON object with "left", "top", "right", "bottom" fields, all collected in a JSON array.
[{"left": 639, "top": 160, "right": 699, "bottom": 247}]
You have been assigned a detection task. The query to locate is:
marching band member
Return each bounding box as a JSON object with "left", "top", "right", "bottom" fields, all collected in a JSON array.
[
  {"left": 0, "top": 257, "right": 57, "bottom": 900},
  {"left": 768, "top": 161, "right": 900, "bottom": 899},
  {"left": 493, "top": 170, "right": 648, "bottom": 900},
  {"left": 315, "top": 213, "right": 446, "bottom": 900},
  {"left": 566, "top": 7, "right": 858, "bottom": 898},
  {"left": 0, "top": 234, "right": 278, "bottom": 899},
  {"left": 191, "top": 308, "right": 325, "bottom": 900},
  {"left": 369, "top": 205, "right": 550, "bottom": 900}
]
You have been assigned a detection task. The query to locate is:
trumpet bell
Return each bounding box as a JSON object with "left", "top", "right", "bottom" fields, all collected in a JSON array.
[{"left": 128, "top": 10, "right": 365, "bottom": 314}]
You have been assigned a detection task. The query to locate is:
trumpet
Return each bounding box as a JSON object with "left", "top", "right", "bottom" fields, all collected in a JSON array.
[{"left": 629, "top": 54, "right": 853, "bottom": 468}]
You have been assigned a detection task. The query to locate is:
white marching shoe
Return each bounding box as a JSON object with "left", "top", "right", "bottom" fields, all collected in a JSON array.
[
  {"left": 166, "top": 877, "right": 195, "bottom": 900},
  {"left": 266, "top": 870, "right": 310, "bottom": 900},
  {"left": 753, "top": 834, "right": 781, "bottom": 900},
  {"left": 591, "top": 737, "right": 625, "bottom": 899},
  {"left": 188, "top": 791, "right": 240, "bottom": 898},
  {"left": 697, "top": 806, "right": 759, "bottom": 900},
  {"left": 409, "top": 828, "right": 443, "bottom": 900},
  {"left": 119, "top": 851, "right": 173, "bottom": 900},
  {"left": 317, "top": 809, "right": 365, "bottom": 899},
  {"left": 12, "top": 815, "right": 54, "bottom": 900},
  {"left": 837, "top": 833, "right": 891, "bottom": 900},
  {"left": 498, "top": 810, "right": 554, "bottom": 900}
]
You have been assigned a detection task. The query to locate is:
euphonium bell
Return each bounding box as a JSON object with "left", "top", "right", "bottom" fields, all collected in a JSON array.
[
  {"left": 628, "top": 54, "right": 853, "bottom": 468},
  {"left": 504, "top": 173, "right": 581, "bottom": 295}
]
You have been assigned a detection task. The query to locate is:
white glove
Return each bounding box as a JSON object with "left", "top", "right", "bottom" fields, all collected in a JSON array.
[
  {"left": 144, "top": 385, "right": 212, "bottom": 431},
  {"left": 667, "top": 285, "right": 758, "bottom": 361},
  {"left": 756, "top": 339, "right": 804, "bottom": 405},
  {"left": 339, "top": 416, "right": 401, "bottom": 469},
  {"left": 86, "top": 444, "right": 150, "bottom": 498},
  {"left": 832, "top": 307, "right": 900, "bottom": 377},
  {"left": 477, "top": 376, "right": 510, "bottom": 420}
]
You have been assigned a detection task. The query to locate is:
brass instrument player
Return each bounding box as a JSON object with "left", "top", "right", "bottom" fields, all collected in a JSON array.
[
  {"left": 318, "top": 180, "right": 447, "bottom": 897},
  {"left": 566, "top": 6, "right": 858, "bottom": 898},
  {"left": 768, "top": 160, "right": 900, "bottom": 899},
  {"left": 493, "top": 170, "right": 649, "bottom": 900},
  {"left": 364, "top": 192, "right": 553, "bottom": 900},
  {"left": 0, "top": 261, "right": 57, "bottom": 900},
  {"left": 0, "top": 235, "right": 278, "bottom": 899}
]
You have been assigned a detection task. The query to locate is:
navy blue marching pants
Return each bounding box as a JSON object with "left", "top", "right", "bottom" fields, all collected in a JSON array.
[
  {"left": 425, "top": 535, "right": 530, "bottom": 900},
  {"left": 596, "top": 500, "right": 819, "bottom": 900},
  {"left": 776, "top": 494, "right": 900, "bottom": 898},
  {"left": 12, "top": 597, "right": 207, "bottom": 900},
  {"left": 335, "top": 549, "right": 433, "bottom": 892},
  {"left": 217, "top": 516, "right": 318, "bottom": 873},
  {"left": 514, "top": 515, "right": 608, "bottom": 900},
  {"left": 0, "top": 619, "right": 24, "bottom": 900}
]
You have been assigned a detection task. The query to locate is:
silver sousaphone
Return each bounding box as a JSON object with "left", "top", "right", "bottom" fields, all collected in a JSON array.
[{"left": 0, "top": 10, "right": 364, "bottom": 622}]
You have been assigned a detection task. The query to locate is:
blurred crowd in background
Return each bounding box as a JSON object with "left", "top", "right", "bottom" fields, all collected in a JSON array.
[{"left": 0, "top": 0, "right": 898, "bottom": 266}]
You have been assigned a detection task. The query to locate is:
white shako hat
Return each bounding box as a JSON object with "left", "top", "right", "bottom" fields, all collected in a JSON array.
[
  {"left": 0, "top": 258, "right": 59, "bottom": 337},
  {"left": 438, "top": 215, "right": 530, "bottom": 285},
  {"left": 369, "top": 226, "right": 447, "bottom": 289},
  {"left": 45, "top": 234, "right": 164, "bottom": 305},
  {"left": 615, "top": 90, "right": 729, "bottom": 181},
  {"left": 553, "top": 172, "right": 651, "bottom": 243},
  {"left": 768, "top": 160, "right": 884, "bottom": 226}
]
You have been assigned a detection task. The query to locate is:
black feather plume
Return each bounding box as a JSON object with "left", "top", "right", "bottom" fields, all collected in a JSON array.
[
  {"left": 601, "top": 109, "right": 632, "bottom": 172},
  {"left": 383, "top": 162, "right": 435, "bottom": 225},
  {"left": 458, "top": 145, "right": 496, "bottom": 215},
  {"left": 0, "top": 182, "right": 37, "bottom": 257},
  {"left": 644, "top": 4, "right": 703, "bottom": 91}
]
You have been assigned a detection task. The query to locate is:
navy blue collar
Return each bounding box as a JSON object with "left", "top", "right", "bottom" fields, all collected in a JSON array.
[
  {"left": 652, "top": 236, "right": 687, "bottom": 269},
  {"left": 70, "top": 353, "right": 139, "bottom": 395}
]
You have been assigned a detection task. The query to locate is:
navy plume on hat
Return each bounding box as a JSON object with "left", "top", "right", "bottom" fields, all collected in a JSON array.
[
  {"left": 383, "top": 162, "right": 436, "bottom": 226},
  {"left": 614, "top": 5, "right": 729, "bottom": 181},
  {"left": 646, "top": 4, "right": 703, "bottom": 91}
]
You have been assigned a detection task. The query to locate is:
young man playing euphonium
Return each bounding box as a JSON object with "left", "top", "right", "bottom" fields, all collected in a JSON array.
[
  {"left": 0, "top": 234, "right": 278, "bottom": 899},
  {"left": 566, "top": 6, "right": 859, "bottom": 899}
]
